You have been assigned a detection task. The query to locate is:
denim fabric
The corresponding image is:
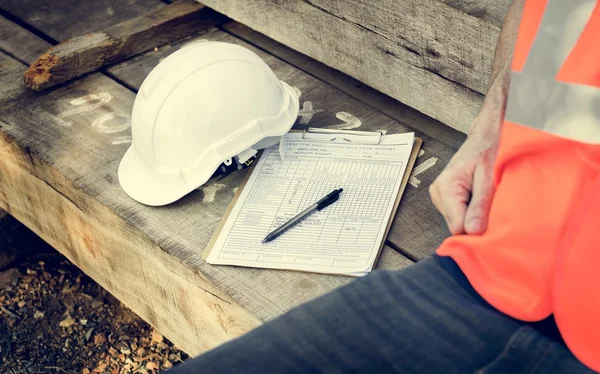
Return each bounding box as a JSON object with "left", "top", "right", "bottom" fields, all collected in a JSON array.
[{"left": 167, "top": 255, "right": 596, "bottom": 373}]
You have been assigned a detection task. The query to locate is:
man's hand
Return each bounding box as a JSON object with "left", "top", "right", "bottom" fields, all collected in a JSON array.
[
  {"left": 426, "top": 0, "right": 522, "bottom": 235},
  {"left": 428, "top": 0, "right": 523, "bottom": 235},
  {"left": 429, "top": 122, "right": 501, "bottom": 235}
]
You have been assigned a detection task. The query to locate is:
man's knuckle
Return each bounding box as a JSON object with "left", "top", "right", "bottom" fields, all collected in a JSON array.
[{"left": 428, "top": 183, "right": 436, "bottom": 195}]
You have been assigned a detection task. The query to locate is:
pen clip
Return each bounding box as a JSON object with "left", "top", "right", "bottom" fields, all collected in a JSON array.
[{"left": 316, "top": 188, "right": 342, "bottom": 210}]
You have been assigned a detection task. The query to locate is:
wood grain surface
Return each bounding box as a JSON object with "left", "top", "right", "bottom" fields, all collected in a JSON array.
[
  {"left": 0, "top": 9, "right": 423, "bottom": 354},
  {"left": 108, "top": 27, "right": 453, "bottom": 259},
  {"left": 1, "top": 0, "right": 165, "bottom": 41},
  {"left": 3, "top": 0, "right": 456, "bottom": 258},
  {"left": 197, "top": 0, "right": 512, "bottom": 133},
  {"left": 23, "top": 1, "right": 226, "bottom": 91},
  {"left": 0, "top": 17, "right": 51, "bottom": 64},
  {"left": 220, "top": 21, "right": 467, "bottom": 152}
]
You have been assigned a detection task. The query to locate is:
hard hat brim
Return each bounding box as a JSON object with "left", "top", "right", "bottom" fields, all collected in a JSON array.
[{"left": 117, "top": 146, "right": 193, "bottom": 206}]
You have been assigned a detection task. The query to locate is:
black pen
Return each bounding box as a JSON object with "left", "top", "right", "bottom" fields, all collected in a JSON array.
[{"left": 262, "top": 188, "right": 343, "bottom": 243}]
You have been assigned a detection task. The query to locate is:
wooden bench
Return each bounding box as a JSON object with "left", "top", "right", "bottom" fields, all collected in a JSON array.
[
  {"left": 0, "top": 0, "right": 479, "bottom": 356},
  {"left": 200, "top": 0, "right": 512, "bottom": 133}
]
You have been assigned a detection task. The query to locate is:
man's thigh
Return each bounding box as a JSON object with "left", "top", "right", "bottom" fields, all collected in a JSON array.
[{"left": 166, "top": 257, "right": 591, "bottom": 373}]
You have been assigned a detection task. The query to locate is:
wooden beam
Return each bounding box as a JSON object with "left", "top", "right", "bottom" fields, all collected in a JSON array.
[
  {"left": 0, "top": 51, "right": 261, "bottom": 354},
  {"left": 2, "top": 0, "right": 454, "bottom": 263},
  {"left": 23, "top": 1, "right": 226, "bottom": 90},
  {"left": 107, "top": 27, "right": 454, "bottom": 260},
  {"left": 0, "top": 0, "right": 165, "bottom": 41},
  {"left": 4, "top": 0, "right": 456, "bottom": 259},
  {"left": 220, "top": 21, "right": 467, "bottom": 151},
  {"left": 0, "top": 104, "right": 411, "bottom": 351},
  {"left": 441, "top": 0, "right": 510, "bottom": 25},
  {"left": 0, "top": 13, "right": 420, "bottom": 354},
  {"left": 197, "top": 0, "right": 512, "bottom": 133},
  {"left": 0, "top": 19, "right": 50, "bottom": 64}
]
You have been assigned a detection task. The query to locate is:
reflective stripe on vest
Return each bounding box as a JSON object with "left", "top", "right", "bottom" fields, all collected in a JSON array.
[{"left": 504, "top": 0, "right": 600, "bottom": 144}]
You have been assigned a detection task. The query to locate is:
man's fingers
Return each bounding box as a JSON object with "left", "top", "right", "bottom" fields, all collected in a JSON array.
[
  {"left": 430, "top": 177, "right": 469, "bottom": 235},
  {"left": 442, "top": 188, "right": 468, "bottom": 235},
  {"left": 464, "top": 162, "right": 495, "bottom": 234}
]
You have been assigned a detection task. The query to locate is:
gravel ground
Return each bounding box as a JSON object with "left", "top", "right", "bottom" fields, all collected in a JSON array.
[{"left": 0, "top": 215, "right": 189, "bottom": 373}]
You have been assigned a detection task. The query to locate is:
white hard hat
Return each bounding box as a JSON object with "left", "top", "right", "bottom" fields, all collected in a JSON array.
[{"left": 118, "top": 41, "right": 299, "bottom": 206}]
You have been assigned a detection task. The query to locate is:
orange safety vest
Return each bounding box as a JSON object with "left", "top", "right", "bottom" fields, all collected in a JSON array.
[{"left": 436, "top": 0, "right": 600, "bottom": 371}]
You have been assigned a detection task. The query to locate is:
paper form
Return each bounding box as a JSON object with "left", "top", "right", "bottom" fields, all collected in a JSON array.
[{"left": 206, "top": 131, "right": 415, "bottom": 275}]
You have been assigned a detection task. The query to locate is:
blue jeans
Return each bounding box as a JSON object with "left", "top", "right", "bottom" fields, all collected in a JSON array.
[{"left": 168, "top": 255, "right": 596, "bottom": 373}]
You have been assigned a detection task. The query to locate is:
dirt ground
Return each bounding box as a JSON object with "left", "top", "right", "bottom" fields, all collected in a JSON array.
[{"left": 0, "top": 215, "right": 189, "bottom": 373}]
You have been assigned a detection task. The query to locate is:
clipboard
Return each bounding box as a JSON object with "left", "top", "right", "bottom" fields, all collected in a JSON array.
[{"left": 202, "top": 129, "right": 422, "bottom": 274}]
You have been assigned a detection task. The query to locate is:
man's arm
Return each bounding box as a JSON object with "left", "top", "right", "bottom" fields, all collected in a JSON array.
[
  {"left": 472, "top": 0, "right": 525, "bottom": 134},
  {"left": 429, "top": 0, "right": 525, "bottom": 235}
]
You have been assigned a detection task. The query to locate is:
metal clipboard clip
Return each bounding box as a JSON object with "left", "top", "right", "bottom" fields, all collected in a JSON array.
[
  {"left": 280, "top": 127, "right": 412, "bottom": 160},
  {"left": 301, "top": 127, "right": 385, "bottom": 145}
]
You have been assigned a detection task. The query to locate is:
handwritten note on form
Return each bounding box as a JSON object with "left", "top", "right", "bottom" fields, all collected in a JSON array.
[{"left": 205, "top": 131, "right": 415, "bottom": 276}]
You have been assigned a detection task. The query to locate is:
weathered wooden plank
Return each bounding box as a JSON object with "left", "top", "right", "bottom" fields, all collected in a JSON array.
[
  {"left": 0, "top": 17, "right": 50, "bottom": 64},
  {"left": 220, "top": 21, "right": 466, "bottom": 151},
  {"left": 0, "top": 50, "right": 261, "bottom": 355},
  {"left": 441, "top": 0, "right": 509, "bottom": 26},
  {"left": 23, "top": 1, "right": 226, "bottom": 91},
  {"left": 0, "top": 0, "right": 165, "bottom": 41},
  {"left": 197, "top": 0, "right": 512, "bottom": 133},
  {"left": 0, "top": 15, "right": 416, "bottom": 354},
  {"left": 3, "top": 0, "right": 456, "bottom": 256},
  {"left": 108, "top": 28, "right": 453, "bottom": 260}
]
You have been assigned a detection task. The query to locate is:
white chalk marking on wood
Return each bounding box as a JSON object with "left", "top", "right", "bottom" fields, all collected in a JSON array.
[
  {"left": 409, "top": 157, "right": 438, "bottom": 188},
  {"left": 201, "top": 183, "right": 227, "bottom": 203},
  {"left": 418, "top": 149, "right": 425, "bottom": 157},
  {"left": 57, "top": 93, "right": 113, "bottom": 127},
  {"left": 409, "top": 177, "right": 421, "bottom": 187},
  {"left": 68, "top": 93, "right": 112, "bottom": 108},
  {"left": 92, "top": 112, "right": 131, "bottom": 133},
  {"left": 111, "top": 136, "right": 132, "bottom": 145},
  {"left": 298, "top": 101, "right": 323, "bottom": 125},
  {"left": 325, "top": 112, "right": 362, "bottom": 130}
]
